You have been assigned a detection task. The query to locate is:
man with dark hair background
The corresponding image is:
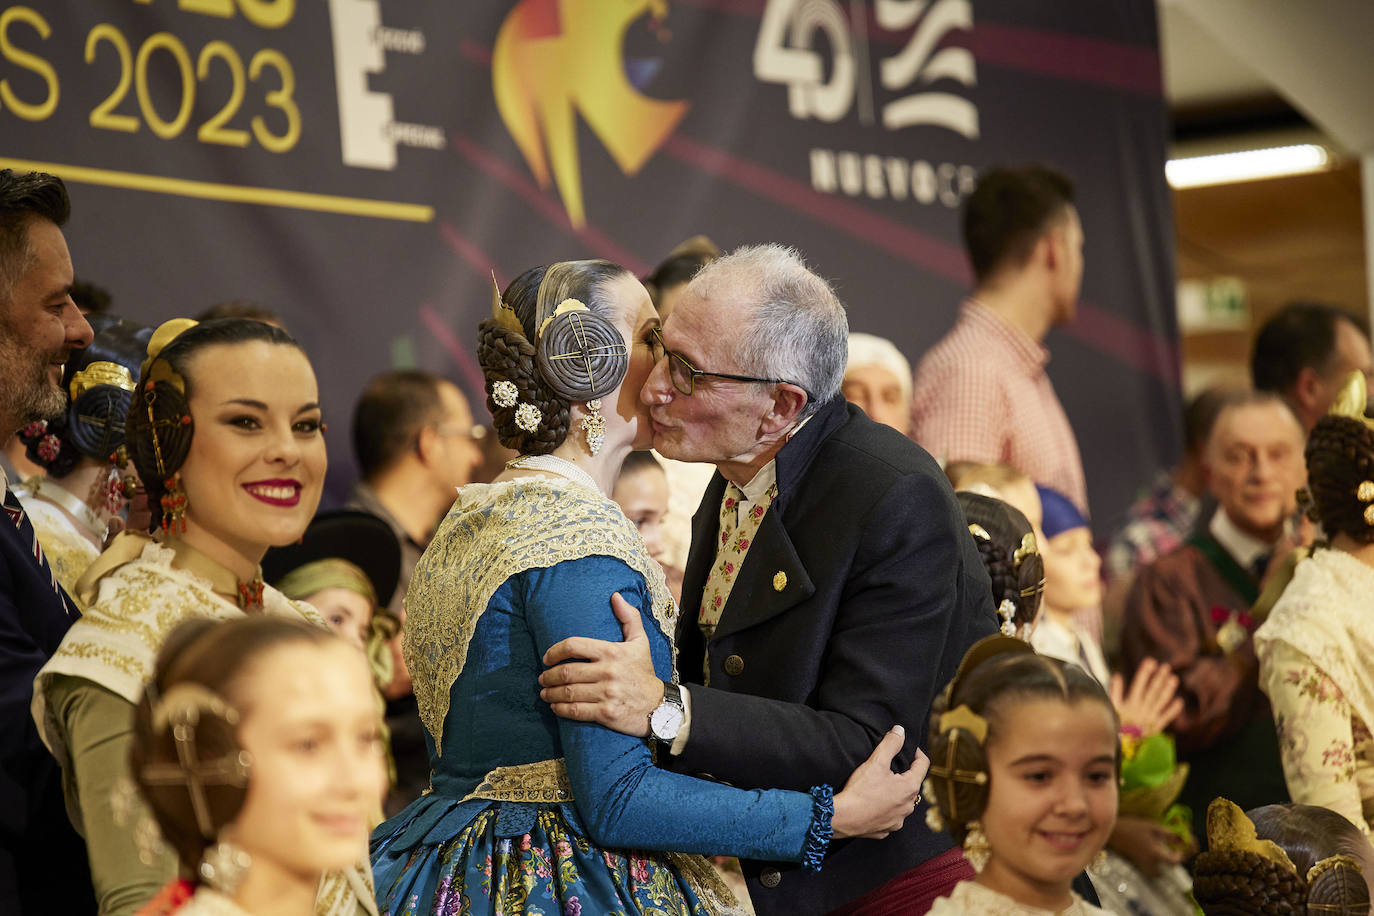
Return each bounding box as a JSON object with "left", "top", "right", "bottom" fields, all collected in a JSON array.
[
  {"left": 346, "top": 369, "right": 484, "bottom": 812},
  {"left": 1251, "top": 301, "right": 1371, "bottom": 434},
  {"left": 911, "top": 163, "right": 1089, "bottom": 513},
  {"left": 0, "top": 167, "right": 96, "bottom": 913}
]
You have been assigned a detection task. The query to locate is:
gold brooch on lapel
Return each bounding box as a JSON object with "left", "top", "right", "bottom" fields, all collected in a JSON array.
[{"left": 773, "top": 571, "right": 787, "bottom": 591}]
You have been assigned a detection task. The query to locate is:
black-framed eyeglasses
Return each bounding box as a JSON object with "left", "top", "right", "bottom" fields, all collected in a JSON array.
[{"left": 648, "top": 326, "right": 811, "bottom": 399}]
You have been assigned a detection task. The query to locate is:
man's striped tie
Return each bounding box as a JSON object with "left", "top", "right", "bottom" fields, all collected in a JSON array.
[{"left": 4, "top": 484, "right": 74, "bottom": 615}]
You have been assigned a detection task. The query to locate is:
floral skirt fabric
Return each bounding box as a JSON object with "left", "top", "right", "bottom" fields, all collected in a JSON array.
[{"left": 375, "top": 805, "right": 717, "bottom": 916}]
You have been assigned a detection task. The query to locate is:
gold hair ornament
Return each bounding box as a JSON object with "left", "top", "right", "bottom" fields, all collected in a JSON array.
[
  {"left": 968, "top": 523, "right": 990, "bottom": 541},
  {"left": 1012, "top": 532, "right": 1038, "bottom": 570},
  {"left": 1327, "top": 371, "right": 1374, "bottom": 430},
  {"left": 1357, "top": 478, "right": 1374, "bottom": 527},
  {"left": 1308, "top": 854, "right": 1364, "bottom": 884},
  {"left": 928, "top": 704, "right": 990, "bottom": 827},
  {"left": 141, "top": 683, "right": 251, "bottom": 839},
  {"left": 139, "top": 319, "right": 198, "bottom": 481},
  {"left": 1204, "top": 797, "right": 1297, "bottom": 874},
  {"left": 69, "top": 361, "right": 135, "bottom": 399},
  {"left": 490, "top": 271, "right": 524, "bottom": 337}
]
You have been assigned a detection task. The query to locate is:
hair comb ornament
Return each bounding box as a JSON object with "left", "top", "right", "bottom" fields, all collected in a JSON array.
[
  {"left": 490, "top": 272, "right": 525, "bottom": 338},
  {"left": 1012, "top": 532, "right": 1038, "bottom": 570},
  {"left": 1328, "top": 371, "right": 1374, "bottom": 430},
  {"left": 69, "top": 360, "right": 135, "bottom": 399}
]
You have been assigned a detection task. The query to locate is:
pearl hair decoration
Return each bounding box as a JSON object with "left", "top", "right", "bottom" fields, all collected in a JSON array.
[
  {"left": 492, "top": 380, "right": 519, "bottom": 409},
  {"left": 514, "top": 402, "right": 542, "bottom": 433}
]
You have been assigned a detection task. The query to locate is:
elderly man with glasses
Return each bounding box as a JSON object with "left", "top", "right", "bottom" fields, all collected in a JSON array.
[{"left": 539, "top": 243, "right": 997, "bottom": 915}]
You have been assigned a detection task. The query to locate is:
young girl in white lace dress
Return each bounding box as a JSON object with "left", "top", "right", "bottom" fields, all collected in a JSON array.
[{"left": 924, "top": 639, "right": 1116, "bottom": 915}]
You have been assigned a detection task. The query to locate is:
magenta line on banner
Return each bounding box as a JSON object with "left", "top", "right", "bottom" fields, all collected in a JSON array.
[
  {"left": 673, "top": 0, "right": 1161, "bottom": 95},
  {"left": 450, "top": 134, "right": 651, "bottom": 276},
  {"left": 971, "top": 23, "right": 1161, "bottom": 96},
  {"left": 663, "top": 133, "right": 971, "bottom": 283},
  {"left": 662, "top": 132, "right": 1178, "bottom": 386},
  {"left": 459, "top": 39, "right": 493, "bottom": 66},
  {"left": 439, "top": 220, "right": 498, "bottom": 276},
  {"left": 419, "top": 302, "right": 486, "bottom": 395}
]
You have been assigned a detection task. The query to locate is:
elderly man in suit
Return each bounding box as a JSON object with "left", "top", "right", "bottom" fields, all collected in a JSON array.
[
  {"left": 539, "top": 244, "right": 996, "bottom": 915},
  {"left": 0, "top": 169, "right": 95, "bottom": 913}
]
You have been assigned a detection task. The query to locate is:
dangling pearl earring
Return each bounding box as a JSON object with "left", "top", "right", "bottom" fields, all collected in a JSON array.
[{"left": 581, "top": 399, "right": 606, "bottom": 456}]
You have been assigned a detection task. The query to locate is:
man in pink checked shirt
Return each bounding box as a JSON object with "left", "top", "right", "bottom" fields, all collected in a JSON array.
[{"left": 911, "top": 164, "right": 1089, "bottom": 516}]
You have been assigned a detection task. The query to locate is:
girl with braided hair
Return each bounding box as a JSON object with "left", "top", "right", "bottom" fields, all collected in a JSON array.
[
  {"left": 13, "top": 314, "right": 151, "bottom": 592},
  {"left": 924, "top": 637, "right": 1118, "bottom": 914},
  {"left": 34, "top": 318, "right": 378, "bottom": 915},
  {"left": 371, "top": 260, "right": 927, "bottom": 915},
  {"left": 1256, "top": 370, "right": 1374, "bottom": 835},
  {"left": 128, "top": 615, "right": 386, "bottom": 916}
]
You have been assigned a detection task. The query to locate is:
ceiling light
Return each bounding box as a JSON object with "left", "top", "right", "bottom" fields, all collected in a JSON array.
[{"left": 1166, "top": 144, "right": 1329, "bottom": 188}]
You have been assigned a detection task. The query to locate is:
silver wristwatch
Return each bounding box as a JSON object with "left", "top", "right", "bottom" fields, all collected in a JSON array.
[{"left": 649, "top": 681, "right": 685, "bottom": 742}]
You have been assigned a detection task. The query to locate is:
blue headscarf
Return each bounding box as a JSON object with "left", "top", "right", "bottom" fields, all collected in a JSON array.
[{"left": 1036, "top": 484, "right": 1088, "bottom": 540}]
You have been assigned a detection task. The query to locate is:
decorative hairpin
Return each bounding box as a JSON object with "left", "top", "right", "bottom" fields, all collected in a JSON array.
[
  {"left": 515, "top": 403, "right": 542, "bottom": 432},
  {"left": 1358, "top": 480, "right": 1374, "bottom": 526},
  {"left": 996, "top": 599, "right": 1017, "bottom": 637},
  {"left": 491, "top": 380, "right": 519, "bottom": 408}
]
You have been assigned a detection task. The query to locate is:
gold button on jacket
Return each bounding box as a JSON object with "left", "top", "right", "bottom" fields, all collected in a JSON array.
[
  {"left": 723, "top": 654, "right": 745, "bottom": 676},
  {"left": 759, "top": 867, "right": 781, "bottom": 888}
]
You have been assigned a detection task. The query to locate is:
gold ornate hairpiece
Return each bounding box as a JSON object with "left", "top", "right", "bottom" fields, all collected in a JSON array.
[
  {"left": 69, "top": 361, "right": 135, "bottom": 399},
  {"left": 968, "top": 523, "right": 990, "bottom": 541},
  {"left": 938, "top": 704, "right": 989, "bottom": 744},
  {"left": 538, "top": 297, "right": 590, "bottom": 341},
  {"left": 1307, "top": 853, "right": 1364, "bottom": 884},
  {"left": 1012, "top": 532, "right": 1038, "bottom": 570},
  {"left": 490, "top": 271, "right": 524, "bottom": 337},
  {"left": 1204, "top": 797, "right": 1297, "bottom": 874},
  {"left": 139, "top": 318, "right": 198, "bottom": 390},
  {"left": 1328, "top": 371, "right": 1374, "bottom": 430}
]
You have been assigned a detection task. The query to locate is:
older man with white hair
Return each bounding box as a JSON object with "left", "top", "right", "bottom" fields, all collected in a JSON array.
[
  {"left": 539, "top": 243, "right": 996, "bottom": 915},
  {"left": 843, "top": 332, "right": 914, "bottom": 433}
]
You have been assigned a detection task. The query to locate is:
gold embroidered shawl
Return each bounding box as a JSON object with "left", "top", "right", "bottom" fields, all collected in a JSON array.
[
  {"left": 33, "top": 532, "right": 327, "bottom": 767},
  {"left": 19, "top": 495, "right": 100, "bottom": 601},
  {"left": 31, "top": 531, "right": 377, "bottom": 916},
  {"left": 404, "top": 478, "right": 679, "bottom": 753}
]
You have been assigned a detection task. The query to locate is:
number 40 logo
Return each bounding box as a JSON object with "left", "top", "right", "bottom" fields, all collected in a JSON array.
[{"left": 753, "top": 0, "right": 979, "bottom": 139}]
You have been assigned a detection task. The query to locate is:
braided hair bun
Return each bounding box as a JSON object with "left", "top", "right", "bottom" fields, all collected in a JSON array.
[
  {"left": 19, "top": 316, "right": 152, "bottom": 478},
  {"left": 956, "top": 491, "right": 1043, "bottom": 633},
  {"left": 1306, "top": 414, "right": 1374, "bottom": 544},
  {"left": 1194, "top": 849, "right": 1305, "bottom": 915},
  {"left": 131, "top": 616, "right": 334, "bottom": 878},
  {"left": 481, "top": 260, "right": 632, "bottom": 454},
  {"left": 1196, "top": 799, "right": 1373, "bottom": 916}
]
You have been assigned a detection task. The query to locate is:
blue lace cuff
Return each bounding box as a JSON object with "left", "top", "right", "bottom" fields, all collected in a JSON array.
[{"left": 802, "top": 784, "right": 833, "bottom": 871}]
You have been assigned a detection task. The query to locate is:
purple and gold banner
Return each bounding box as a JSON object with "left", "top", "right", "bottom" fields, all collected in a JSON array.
[{"left": 1, "top": 0, "right": 1177, "bottom": 530}]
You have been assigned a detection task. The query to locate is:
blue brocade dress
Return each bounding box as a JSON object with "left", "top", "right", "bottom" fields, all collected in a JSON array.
[{"left": 370, "top": 479, "right": 825, "bottom": 916}]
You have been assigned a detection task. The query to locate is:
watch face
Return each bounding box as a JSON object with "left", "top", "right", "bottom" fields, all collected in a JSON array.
[{"left": 651, "top": 703, "right": 685, "bottom": 740}]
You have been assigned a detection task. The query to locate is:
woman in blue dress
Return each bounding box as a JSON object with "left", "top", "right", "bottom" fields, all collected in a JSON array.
[{"left": 370, "top": 260, "right": 928, "bottom": 914}]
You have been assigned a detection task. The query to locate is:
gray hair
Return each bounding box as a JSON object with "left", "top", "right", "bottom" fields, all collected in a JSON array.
[{"left": 691, "top": 244, "right": 848, "bottom": 419}]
